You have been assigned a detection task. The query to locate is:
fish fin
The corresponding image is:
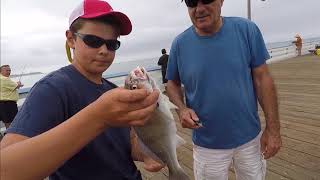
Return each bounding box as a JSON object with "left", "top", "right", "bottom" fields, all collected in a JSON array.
[{"left": 175, "top": 135, "right": 186, "bottom": 148}]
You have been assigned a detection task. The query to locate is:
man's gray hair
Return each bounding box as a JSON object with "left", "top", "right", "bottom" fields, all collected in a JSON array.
[{"left": 0, "top": 64, "right": 10, "bottom": 71}]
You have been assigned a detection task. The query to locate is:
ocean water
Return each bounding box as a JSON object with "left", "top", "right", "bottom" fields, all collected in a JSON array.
[
  {"left": 12, "top": 36, "right": 320, "bottom": 93},
  {"left": 13, "top": 57, "right": 160, "bottom": 93}
]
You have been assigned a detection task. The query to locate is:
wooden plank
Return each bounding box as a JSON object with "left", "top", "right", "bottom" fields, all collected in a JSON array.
[
  {"left": 281, "top": 127, "right": 320, "bottom": 145},
  {"left": 281, "top": 136, "right": 320, "bottom": 158},
  {"left": 265, "top": 171, "right": 290, "bottom": 180},
  {"left": 259, "top": 111, "right": 320, "bottom": 127},
  {"left": 280, "top": 119, "right": 320, "bottom": 136},
  {"left": 278, "top": 102, "right": 320, "bottom": 115},
  {"left": 280, "top": 114, "right": 319, "bottom": 128},
  {"left": 268, "top": 157, "right": 320, "bottom": 180},
  {"left": 274, "top": 147, "right": 320, "bottom": 172}
]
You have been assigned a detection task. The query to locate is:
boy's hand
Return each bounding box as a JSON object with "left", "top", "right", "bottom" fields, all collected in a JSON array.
[
  {"left": 89, "top": 87, "right": 159, "bottom": 127},
  {"left": 143, "top": 156, "right": 165, "bottom": 172}
]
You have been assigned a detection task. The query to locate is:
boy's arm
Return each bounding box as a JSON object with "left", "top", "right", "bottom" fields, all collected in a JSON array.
[
  {"left": 1, "top": 105, "right": 108, "bottom": 180},
  {"left": 0, "top": 88, "right": 159, "bottom": 180}
]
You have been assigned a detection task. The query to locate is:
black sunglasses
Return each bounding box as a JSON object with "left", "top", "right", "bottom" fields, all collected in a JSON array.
[
  {"left": 74, "top": 32, "right": 121, "bottom": 51},
  {"left": 185, "top": 0, "right": 216, "bottom": 8}
]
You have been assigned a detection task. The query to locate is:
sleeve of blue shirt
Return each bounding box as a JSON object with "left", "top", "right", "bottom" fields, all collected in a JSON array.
[
  {"left": 248, "top": 22, "right": 270, "bottom": 68},
  {"left": 166, "top": 38, "right": 180, "bottom": 81},
  {"left": 7, "top": 81, "right": 64, "bottom": 137}
]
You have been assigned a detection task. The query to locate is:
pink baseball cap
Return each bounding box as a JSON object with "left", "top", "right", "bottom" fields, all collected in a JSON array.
[{"left": 69, "top": 0, "right": 132, "bottom": 35}]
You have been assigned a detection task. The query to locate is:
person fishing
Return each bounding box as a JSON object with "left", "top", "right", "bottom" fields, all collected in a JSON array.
[
  {"left": 0, "top": 65, "right": 24, "bottom": 129},
  {"left": 292, "top": 34, "right": 303, "bottom": 56},
  {"left": 0, "top": 1, "right": 164, "bottom": 179},
  {"left": 157, "top": 48, "right": 169, "bottom": 85}
]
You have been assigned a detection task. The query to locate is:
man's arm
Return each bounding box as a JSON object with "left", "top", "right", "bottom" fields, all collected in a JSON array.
[
  {"left": 0, "top": 88, "right": 159, "bottom": 180},
  {"left": 252, "top": 64, "right": 282, "bottom": 159},
  {"left": 166, "top": 80, "right": 185, "bottom": 110},
  {"left": 167, "top": 80, "right": 200, "bottom": 129}
]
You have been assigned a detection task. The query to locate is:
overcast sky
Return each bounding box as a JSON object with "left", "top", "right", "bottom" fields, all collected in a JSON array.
[{"left": 1, "top": 0, "right": 319, "bottom": 73}]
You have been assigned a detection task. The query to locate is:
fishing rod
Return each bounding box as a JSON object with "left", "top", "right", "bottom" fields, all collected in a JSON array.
[
  {"left": 18, "top": 65, "right": 27, "bottom": 82},
  {"left": 9, "top": 65, "right": 26, "bottom": 94}
]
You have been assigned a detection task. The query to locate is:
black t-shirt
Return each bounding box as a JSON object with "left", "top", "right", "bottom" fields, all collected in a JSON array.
[
  {"left": 7, "top": 65, "right": 141, "bottom": 180},
  {"left": 158, "top": 54, "right": 169, "bottom": 71}
]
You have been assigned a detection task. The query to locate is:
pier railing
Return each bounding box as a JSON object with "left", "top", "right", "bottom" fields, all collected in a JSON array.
[
  {"left": 1, "top": 39, "right": 320, "bottom": 135},
  {"left": 16, "top": 39, "right": 320, "bottom": 96},
  {"left": 267, "top": 39, "right": 320, "bottom": 63}
]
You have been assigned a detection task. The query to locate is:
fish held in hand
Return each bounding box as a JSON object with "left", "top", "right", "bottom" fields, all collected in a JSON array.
[{"left": 125, "top": 66, "right": 190, "bottom": 180}]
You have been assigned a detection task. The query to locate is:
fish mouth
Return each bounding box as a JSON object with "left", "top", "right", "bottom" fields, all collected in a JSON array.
[
  {"left": 126, "top": 66, "right": 150, "bottom": 90},
  {"left": 132, "top": 66, "right": 148, "bottom": 79},
  {"left": 132, "top": 84, "right": 138, "bottom": 90}
]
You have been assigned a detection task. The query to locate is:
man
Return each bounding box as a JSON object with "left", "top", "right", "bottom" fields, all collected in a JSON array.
[
  {"left": 157, "top": 48, "right": 169, "bottom": 85},
  {"left": 0, "top": 65, "right": 23, "bottom": 129},
  {"left": 0, "top": 1, "right": 163, "bottom": 179},
  {"left": 166, "top": 0, "right": 282, "bottom": 179},
  {"left": 292, "top": 34, "right": 303, "bottom": 56}
]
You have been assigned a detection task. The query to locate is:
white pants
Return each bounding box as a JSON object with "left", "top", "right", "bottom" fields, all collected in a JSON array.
[{"left": 193, "top": 133, "right": 266, "bottom": 180}]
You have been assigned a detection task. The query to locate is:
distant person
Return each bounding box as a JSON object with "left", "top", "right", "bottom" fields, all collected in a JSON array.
[
  {"left": 0, "top": 65, "right": 23, "bottom": 129},
  {"left": 292, "top": 34, "right": 303, "bottom": 56},
  {"left": 309, "top": 44, "right": 320, "bottom": 55},
  {"left": 166, "top": 0, "right": 281, "bottom": 179},
  {"left": 157, "top": 48, "right": 169, "bottom": 85},
  {"left": 316, "top": 48, "right": 320, "bottom": 56},
  {"left": 315, "top": 45, "right": 320, "bottom": 56},
  {"left": 0, "top": 1, "right": 163, "bottom": 179}
]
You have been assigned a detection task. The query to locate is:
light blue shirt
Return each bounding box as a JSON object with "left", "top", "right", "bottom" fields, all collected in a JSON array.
[{"left": 167, "top": 17, "right": 270, "bottom": 149}]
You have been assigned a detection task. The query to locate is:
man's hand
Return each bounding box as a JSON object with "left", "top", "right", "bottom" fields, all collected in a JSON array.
[
  {"left": 88, "top": 87, "right": 159, "bottom": 128},
  {"left": 14, "top": 81, "right": 24, "bottom": 90},
  {"left": 260, "top": 129, "right": 282, "bottom": 159},
  {"left": 177, "top": 107, "right": 201, "bottom": 129}
]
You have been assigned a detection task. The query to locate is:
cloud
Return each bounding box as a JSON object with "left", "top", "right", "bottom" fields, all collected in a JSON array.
[{"left": 1, "top": 0, "right": 319, "bottom": 73}]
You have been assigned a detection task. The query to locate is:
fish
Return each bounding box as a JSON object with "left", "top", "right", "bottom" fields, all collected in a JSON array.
[{"left": 125, "top": 66, "right": 190, "bottom": 180}]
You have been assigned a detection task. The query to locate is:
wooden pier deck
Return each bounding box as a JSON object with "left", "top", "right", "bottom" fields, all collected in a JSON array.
[{"left": 136, "top": 54, "right": 320, "bottom": 180}]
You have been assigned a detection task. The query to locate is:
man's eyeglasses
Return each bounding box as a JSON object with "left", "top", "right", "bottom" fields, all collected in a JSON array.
[
  {"left": 73, "top": 33, "right": 121, "bottom": 51},
  {"left": 184, "top": 0, "right": 216, "bottom": 8}
]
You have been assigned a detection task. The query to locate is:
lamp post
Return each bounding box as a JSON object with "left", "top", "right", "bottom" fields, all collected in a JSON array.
[{"left": 248, "top": 0, "right": 266, "bottom": 20}]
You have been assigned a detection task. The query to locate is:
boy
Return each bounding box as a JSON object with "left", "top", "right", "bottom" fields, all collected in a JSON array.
[{"left": 1, "top": 1, "right": 162, "bottom": 179}]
